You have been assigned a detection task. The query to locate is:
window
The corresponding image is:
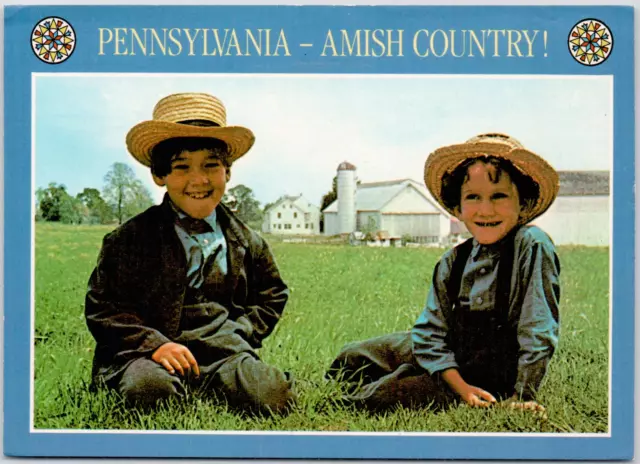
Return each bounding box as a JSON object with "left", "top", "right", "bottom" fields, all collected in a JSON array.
[
  {"left": 284, "top": 224, "right": 292, "bottom": 230},
  {"left": 277, "top": 213, "right": 281, "bottom": 219},
  {"left": 296, "top": 224, "right": 300, "bottom": 228},
  {"left": 294, "top": 212, "right": 298, "bottom": 218},
  {"left": 305, "top": 224, "right": 309, "bottom": 229},
  {"left": 277, "top": 224, "right": 282, "bottom": 230}
]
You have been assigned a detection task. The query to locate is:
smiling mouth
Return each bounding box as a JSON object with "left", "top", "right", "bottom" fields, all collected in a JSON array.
[
  {"left": 186, "top": 191, "right": 213, "bottom": 200},
  {"left": 476, "top": 221, "right": 502, "bottom": 227}
]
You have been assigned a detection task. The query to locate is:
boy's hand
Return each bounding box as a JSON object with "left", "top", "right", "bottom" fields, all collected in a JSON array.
[
  {"left": 152, "top": 342, "right": 200, "bottom": 377},
  {"left": 441, "top": 368, "right": 496, "bottom": 408},
  {"left": 459, "top": 385, "right": 497, "bottom": 408}
]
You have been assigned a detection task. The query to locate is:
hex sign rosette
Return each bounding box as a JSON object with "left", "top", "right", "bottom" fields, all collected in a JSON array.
[
  {"left": 31, "top": 17, "right": 76, "bottom": 64},
  {"left": 568, "top": 19, "right": 613, "bottom": 66}
]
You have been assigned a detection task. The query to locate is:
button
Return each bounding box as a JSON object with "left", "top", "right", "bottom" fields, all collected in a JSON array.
[
  {"left": 476, "top": 297, "right": 483, "bottom": 304},
  {"left": 480, "top": 268, "right": 487, "bottom": 275}
]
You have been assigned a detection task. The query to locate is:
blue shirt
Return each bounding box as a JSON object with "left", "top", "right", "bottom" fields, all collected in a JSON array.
[
  {"left": 172, "top": 207, "right": 228, "bottom": 288},
  {"left": 411, "top": 225, "right": 561, "bottom": 397}
]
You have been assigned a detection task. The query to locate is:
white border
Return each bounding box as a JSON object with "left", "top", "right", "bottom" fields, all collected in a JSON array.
[{"left": 29, "top": 72, "right": 614, "bottom": 438}]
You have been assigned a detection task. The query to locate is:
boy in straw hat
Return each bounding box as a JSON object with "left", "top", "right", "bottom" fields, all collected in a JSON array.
[
  {"left": 328, "top": 133, "right": 560, "bottom": 414},
  {"left": 85, "top": 93, "right": 296, "bottom": 415}
]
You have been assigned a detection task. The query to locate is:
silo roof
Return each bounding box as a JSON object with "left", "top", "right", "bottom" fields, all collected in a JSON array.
[{"left": 337, "top": 161, "right": 357, "bottom": 171}]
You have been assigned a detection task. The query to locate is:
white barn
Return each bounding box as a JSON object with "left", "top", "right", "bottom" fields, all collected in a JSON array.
[
  {"left": 262, "top": 194, "right": 321, "bottom": 235},
  {"left": 323, "top": 162, "right": 451, "bottom": 243},
  {"left": 533, "top": 171, "right": 610, "bottom": 246}
]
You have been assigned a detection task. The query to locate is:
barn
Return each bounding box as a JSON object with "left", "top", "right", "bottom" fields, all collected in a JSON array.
[
  {"left": 262, "top": 194, "right": 321, "bottom": 235},
  {"left": 322, "top": 162, "right": 610, "bottom": 247},
  {"left": 322, "top": 162, "right": 452, "bottom": 243},
  {"left": 533, "top": 171, "right": 610, "bottom": 246}
]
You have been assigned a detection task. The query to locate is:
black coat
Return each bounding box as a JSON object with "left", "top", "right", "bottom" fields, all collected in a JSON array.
[{"left": 85, "top": 197, "right": 289, "bottom": 384}]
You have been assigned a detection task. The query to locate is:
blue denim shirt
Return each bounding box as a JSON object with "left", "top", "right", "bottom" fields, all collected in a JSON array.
[
  {"left": 411, "top": 225, "right": 561, "bottom": 397},
  {"left": 173, "top": 207, "right": 228, "bottom": 288}
]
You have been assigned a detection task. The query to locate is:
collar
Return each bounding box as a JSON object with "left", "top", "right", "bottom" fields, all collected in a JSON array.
[
  {"left": 160, "top": 194, "right": 249, "bottom": 248},
  {"left": 470, "top": 226, "right": 522, "bottom": 261},
  {"left": 470, "top": 240, "right": 499, "bottom": 261},
  {"left": 168, "top": 197, "right": 218, "bottom": 232}
]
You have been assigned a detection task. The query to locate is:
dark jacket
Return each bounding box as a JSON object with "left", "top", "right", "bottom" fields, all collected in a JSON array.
[{"left": 85, "top": 197, "right": 289, "bottom": 384}]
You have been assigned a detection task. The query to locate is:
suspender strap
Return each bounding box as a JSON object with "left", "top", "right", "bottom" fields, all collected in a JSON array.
[
  {"left": 494, "top": 227, "right": 520, "bottom": 318},
  {"left": 446, "top": 238, "right": 474, "bottom": 305}
]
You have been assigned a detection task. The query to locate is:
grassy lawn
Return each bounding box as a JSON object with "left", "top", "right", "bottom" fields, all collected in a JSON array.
[{"left": 33, "top": 222, "right": 609, "bottom": 432}]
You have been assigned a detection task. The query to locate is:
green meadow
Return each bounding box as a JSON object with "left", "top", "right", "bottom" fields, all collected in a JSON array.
[{"left": 34, "top": 222, "right": 609, "bottom": 433}]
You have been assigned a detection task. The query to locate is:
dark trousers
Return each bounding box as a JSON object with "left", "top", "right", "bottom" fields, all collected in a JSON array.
[
  {"left": 118, "top": 350, "right": 295, "bottom": 416},
  {"left": 327, "top": 332, "right": 455, "bottom": 412},
  {"left": 116, "top": 303, "right": 296, "bottom": 416}
]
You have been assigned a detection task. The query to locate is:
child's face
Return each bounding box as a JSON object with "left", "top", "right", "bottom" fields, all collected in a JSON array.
[
  {"left": 456, "top": 161, "right": 521, "bottom": 245},
  {"left": 153, "top": 149, "right": 228, "bottom": 219}
]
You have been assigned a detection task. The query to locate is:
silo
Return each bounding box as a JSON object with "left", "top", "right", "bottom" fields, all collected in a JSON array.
[{"left": 337, "top": 161, "right": 357, "bottom": 234}]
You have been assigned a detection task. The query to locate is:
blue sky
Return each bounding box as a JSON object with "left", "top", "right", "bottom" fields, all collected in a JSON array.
[{"left": 34, "top": 74, "right": 612, "bottom": 207}]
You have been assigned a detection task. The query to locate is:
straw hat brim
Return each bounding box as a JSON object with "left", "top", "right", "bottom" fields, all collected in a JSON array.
[
  {"left": 126, "top": 120, "right": 255, "bottom": 167},
  {"left": 424, "top": 141, "right": 559, "bottom": 224}
]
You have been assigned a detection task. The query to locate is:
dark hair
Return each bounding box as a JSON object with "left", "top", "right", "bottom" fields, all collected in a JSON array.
[
  {"left": 150, "top": 137, "right": 230, "bottom": 177},
  {"left": 441, "top": 156, "right": 539, "bottom": 213}
]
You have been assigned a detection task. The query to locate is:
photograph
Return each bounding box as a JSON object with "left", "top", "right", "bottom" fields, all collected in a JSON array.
[
  {"left": 32, "top": 74, "right": 612, "bottom": 435},
  {"left": 4, "top": 3, "right": 634, "bottom": 460}
]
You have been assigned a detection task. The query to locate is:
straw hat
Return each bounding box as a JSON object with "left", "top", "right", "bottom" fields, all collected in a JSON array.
[
  {"left": 126, "top": 92, "right": 255, "bottom": 167},
  {"left": 424, "top": 133, "right": 559, "bottom": 224}
]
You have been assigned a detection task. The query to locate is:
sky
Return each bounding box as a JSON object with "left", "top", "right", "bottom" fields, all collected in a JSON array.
[{"left": 34, "top": 74, "right": 612, "bottom": 207}]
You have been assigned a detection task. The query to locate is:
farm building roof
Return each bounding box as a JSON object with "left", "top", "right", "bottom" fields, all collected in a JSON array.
[
  {"left": 355, "top": 179, "right": 414, "bottom": 211},
  {"left": 323, "top": 178, "right": 447, "bottom": 215},
  {"left": 264, "top": 194, "right": 301, "bottom": 213},
  {"left": 557, "top": 171, "right": 610, "bottom": 196},
  {"left": 264, "top": 194, "right": 319, "bottom": 214}
]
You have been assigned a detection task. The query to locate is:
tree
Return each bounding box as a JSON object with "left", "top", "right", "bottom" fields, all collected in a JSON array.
[
  {"left": 262, "top": 201, "right": 276, "bottom": 214},
  {"left": 127, "top": 179, "right": 155, "bottom": 218},
  {"left": 319, "top": 176, "right": 338, "bottom": 233},
  {"left": 320, "top": 176, "right": 338, "bottom": 212},
  {"left": 77, "top": 188, "right": 113, "bottom": 224},
  {"left": 103, "top": 163, "right": 154, "bottom": 224},
  {"left": 37, "top": 182, "right": 84, "bottom": 224},
  {"left": 223, "top": 184, "right": 263, "bottom": 228},
  {"left": 35, "top": 187, "right": 46, "bottom": 222},
  {"left": 361, "top": 216, "right": 379, "bottom": 241}
]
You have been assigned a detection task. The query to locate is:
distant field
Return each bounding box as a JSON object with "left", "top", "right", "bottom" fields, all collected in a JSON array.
[{"left": 33, "top": 222, "right": 609, "bottom": 432}]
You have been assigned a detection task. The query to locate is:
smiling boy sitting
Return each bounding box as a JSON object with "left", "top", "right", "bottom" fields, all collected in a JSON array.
[
  {"left": 328, "top": 133, "right": 560, "bottom": 414},
  {"left": 85, "top": 93, "right": 296, "bottom": 415}
]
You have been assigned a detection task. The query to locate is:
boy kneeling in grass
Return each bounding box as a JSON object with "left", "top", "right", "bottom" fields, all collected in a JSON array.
[
  {"left": 86, "top": 93, "right": 295, "bottom": 415},
  {"left": 328, "top": 133, "right": 560, "bottom": 414}
]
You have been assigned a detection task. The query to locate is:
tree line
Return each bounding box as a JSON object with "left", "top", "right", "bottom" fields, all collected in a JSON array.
[
  {"left": 36, "top": 162, "right": 266, "bottom": 228},
  {"left": 36, "top": 163, "right": 154, "bottom": 225}
]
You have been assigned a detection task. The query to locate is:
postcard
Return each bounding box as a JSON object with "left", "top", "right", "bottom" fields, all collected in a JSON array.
[{"left": 3, "top": 2, "right": 634, "bottom": 460}]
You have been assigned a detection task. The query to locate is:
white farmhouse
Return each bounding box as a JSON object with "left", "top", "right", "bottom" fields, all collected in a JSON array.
[
  {"left": 322, "top": 161, "right": 452, "bottom": 243},
  {"left": 533, "top": 171, "right": 610, "bottom": 246},
  {"left": 262, "top": 194, "right": 321, "bottom": 235}
]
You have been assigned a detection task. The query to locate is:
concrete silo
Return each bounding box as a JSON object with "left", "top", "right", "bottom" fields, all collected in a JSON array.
[{"left": 337, "top": 161, "right": 357, "bottom": 234}]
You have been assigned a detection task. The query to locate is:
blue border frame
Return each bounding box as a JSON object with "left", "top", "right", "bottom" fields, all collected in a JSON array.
[{"left": 4, "top": 5, "right": 634, "bottom": 459}]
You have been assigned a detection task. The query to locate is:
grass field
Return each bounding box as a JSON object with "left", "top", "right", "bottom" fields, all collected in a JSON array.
[{"left": 33, "top": 222, "right": 609, "bottom": 433}]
